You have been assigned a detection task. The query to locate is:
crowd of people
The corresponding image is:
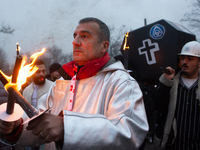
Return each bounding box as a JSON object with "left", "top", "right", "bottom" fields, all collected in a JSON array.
[{"left": 0, "top": 17, "right": 199, "bottom": 150}]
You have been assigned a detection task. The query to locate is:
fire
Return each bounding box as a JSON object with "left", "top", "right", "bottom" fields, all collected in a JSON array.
[
  {"left": 123, "top": 32, "right": 129, "bottom": 50},
  {"left": 16, "top": 43, "right": 21, "bottom": 52},
  {"left": 1, "top": 48, "right": 46, "bottom": 91}
]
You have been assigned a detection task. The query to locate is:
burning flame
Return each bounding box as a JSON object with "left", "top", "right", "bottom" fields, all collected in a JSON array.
[
  {"left": 123, "top": 32, "right": 129, "bottom": 50},
  {"left": 1, "top": 48, "right": 46, "bottom": 91},
  {"left": 16, "top": 42, "right": 21, "bottom": 52}
]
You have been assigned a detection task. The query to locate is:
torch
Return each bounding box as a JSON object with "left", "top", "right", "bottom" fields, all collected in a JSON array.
[
  {"left": 123, "top": 32, "right": 129, "bottom": 70},
  {"left": 0, "top": 73, "right": 39, "bottom": 121},
  {"left": 6, "top": 43, "right": 23, "bottom": 115},
  {"left": 16, "top": 43, "right": 20, "bottom": 56},
  {"left": 0, "top": 47, "right": 46, "bottom": 122}
]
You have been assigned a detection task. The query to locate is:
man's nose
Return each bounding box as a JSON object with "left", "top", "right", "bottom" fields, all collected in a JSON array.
[
  {"left": 72, "top": 36, "right": 81, "bottom": 46},
  {"left": 39, "top": 72, "right": 45, "bottom": 76},
  {"left": 183, "top": 58, "right": 188, "bottom": 63}
]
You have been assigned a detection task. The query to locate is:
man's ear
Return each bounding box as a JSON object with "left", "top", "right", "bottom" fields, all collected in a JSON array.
[
  {"left": 101, "top": 41, "right": 109, "bottom": 54},
  {"left": 198, "top": 59, "right": 200, "bottom": 68}
]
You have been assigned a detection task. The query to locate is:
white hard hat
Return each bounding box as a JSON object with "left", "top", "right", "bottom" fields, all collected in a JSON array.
[{"left": 178, "top": 41, "right": 200, "bottom": 57}]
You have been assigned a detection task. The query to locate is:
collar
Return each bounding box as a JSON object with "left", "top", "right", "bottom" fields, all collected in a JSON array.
[{"left": 62, "top": 52, "right": 110, "bottom": 80}]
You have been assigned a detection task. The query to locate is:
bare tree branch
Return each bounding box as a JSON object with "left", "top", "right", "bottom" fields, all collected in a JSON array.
[
  {"left": 38, "top": 45, "right": 73, "bottom": 73},
  {"left": 0, "top": 47, "right": 9, "bottom": 72},
  {"left": 180, "top": 0, "right": 200, "bottom": 32},
  {"left": 0, "top": 23, "right": 15, "bottom": 34},
  {"left": 108, "top": 25, "right": 129, "bottom": 57}
]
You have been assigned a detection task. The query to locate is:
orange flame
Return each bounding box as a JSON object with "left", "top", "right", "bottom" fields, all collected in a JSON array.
[
  {"left": 123, "top": 32, "right": 129, "bottom": 50},
  {"left": 1, "top": 48, "right": 46, "bottom": 91}
]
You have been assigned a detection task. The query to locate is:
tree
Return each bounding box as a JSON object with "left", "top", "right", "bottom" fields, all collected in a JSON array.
[
  {"left": 180, "top": 0, "right": 200, "bottom": 40},
  {"left": 108, "top": 25, "right": 130, "bottom": 57},
  {"left": 0, "top": 47, "right": 8, "bottom": 70},
  {"left": 0, "top": 47, "right": 12, "bottom": 75},
  {"left": 46, "top": 45, "right": 73, "bottom": 64},
  {"left": 0, "top": 22, "right": 15, "bottom": 75},
  {"left": 0, "top": 22, "right": 15, "bottom": 34},
  {"left": 23, "top": 45, "right": 73, "bottom": 74},
  {"left": 40, "top": 45, "right": 73, "bottom": 73}
]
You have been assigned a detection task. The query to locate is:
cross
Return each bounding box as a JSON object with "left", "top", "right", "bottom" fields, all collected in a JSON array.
[{"left": 138, "top": 39, "right": 159, "bottom": 65}]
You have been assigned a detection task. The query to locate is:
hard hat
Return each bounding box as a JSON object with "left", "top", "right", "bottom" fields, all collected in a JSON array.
[{"left": 178, "top": 41, "right": 200, "bottom": 57}]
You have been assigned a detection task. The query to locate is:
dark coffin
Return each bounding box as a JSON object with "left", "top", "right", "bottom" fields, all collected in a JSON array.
[{"left": 121, "top": 19, "right": 196, "bottom": 82}]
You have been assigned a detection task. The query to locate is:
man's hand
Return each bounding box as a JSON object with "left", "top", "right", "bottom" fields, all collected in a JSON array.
[
  {"left": 26, "top": 113, "right": 64, "bottom": 143},
  {"left": 0, "top": 118, "right": 21, "bottom": 135},
  {"left": 163, "top": 66, "right": 175, "bottom": 80}
]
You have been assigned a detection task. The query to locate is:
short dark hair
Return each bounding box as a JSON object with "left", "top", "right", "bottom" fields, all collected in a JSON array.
[
  {"left": 49, "top": 63, "right": 62, "bottom": 74},
  {"left": 34, "top": 59, "right": 45, "bottom": 66},
  {"left": 79, "top": 17, "right": 110, "bottom": 43}
]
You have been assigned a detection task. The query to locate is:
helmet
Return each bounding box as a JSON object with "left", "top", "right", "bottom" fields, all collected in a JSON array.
[{"left": 178, "top": 41, "right": 200, "bottom": 57}]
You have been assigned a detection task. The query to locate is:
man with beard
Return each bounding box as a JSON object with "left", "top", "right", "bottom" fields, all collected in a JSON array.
[
  {"left": 22, "top": 59, "right": 53, "bottom": 150},
  {"left": 154, "top": 41, "right": 200, "bottom": 149},
  {"left": 22, "top": 59, "right": 53, "bottom": 109}
]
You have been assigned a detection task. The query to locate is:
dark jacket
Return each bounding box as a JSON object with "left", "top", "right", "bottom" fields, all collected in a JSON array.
[
  {"left": 0, "top": 82, "right": 8, "bottom": 105},
  {"left": 153, "top": 73, "right": 177, "bottom": 148},
  {"left": 153, "top": 76, "right": 173, "bottom": 147}
]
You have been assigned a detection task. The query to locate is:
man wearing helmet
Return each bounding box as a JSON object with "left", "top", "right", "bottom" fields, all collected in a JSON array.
[{"left": 154, "top": 41, "right": 200, "bottom": 149}]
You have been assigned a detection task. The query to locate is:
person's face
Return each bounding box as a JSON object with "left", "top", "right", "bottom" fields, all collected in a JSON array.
[
  {"left": 180, "top": 55, "right": 200, "bottom": 79},
  {"left": 32, "top": 64, "right": 46, "bottom": 85},
  {"left": 50, "top": 71, "right": 61, "bottom": 82},
  {"left": 72, "top": 22, "right": 109, "bottom": 66}
]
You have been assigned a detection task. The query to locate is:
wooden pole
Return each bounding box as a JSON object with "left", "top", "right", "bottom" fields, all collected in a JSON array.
[{"left": 6, "top": 55, "right": 23, "bottom": 114}]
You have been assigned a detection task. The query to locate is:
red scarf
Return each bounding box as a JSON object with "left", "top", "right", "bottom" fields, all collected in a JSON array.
[{"left": 62, "top": 52, "right": 110, "bottom": 80}]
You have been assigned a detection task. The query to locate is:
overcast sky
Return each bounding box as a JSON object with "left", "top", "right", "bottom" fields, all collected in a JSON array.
[{"left": 0, "top": 0, "right": 195, "bottom": 64}]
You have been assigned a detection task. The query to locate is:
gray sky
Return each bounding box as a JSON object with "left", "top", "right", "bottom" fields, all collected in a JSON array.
[{"left": 0, "top": 0, "right": 194, "bottom": 64}]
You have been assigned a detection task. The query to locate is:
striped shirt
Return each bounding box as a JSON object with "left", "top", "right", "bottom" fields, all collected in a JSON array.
[{"left": 167, "top": 77, "right": 200, "bottom": 150}]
